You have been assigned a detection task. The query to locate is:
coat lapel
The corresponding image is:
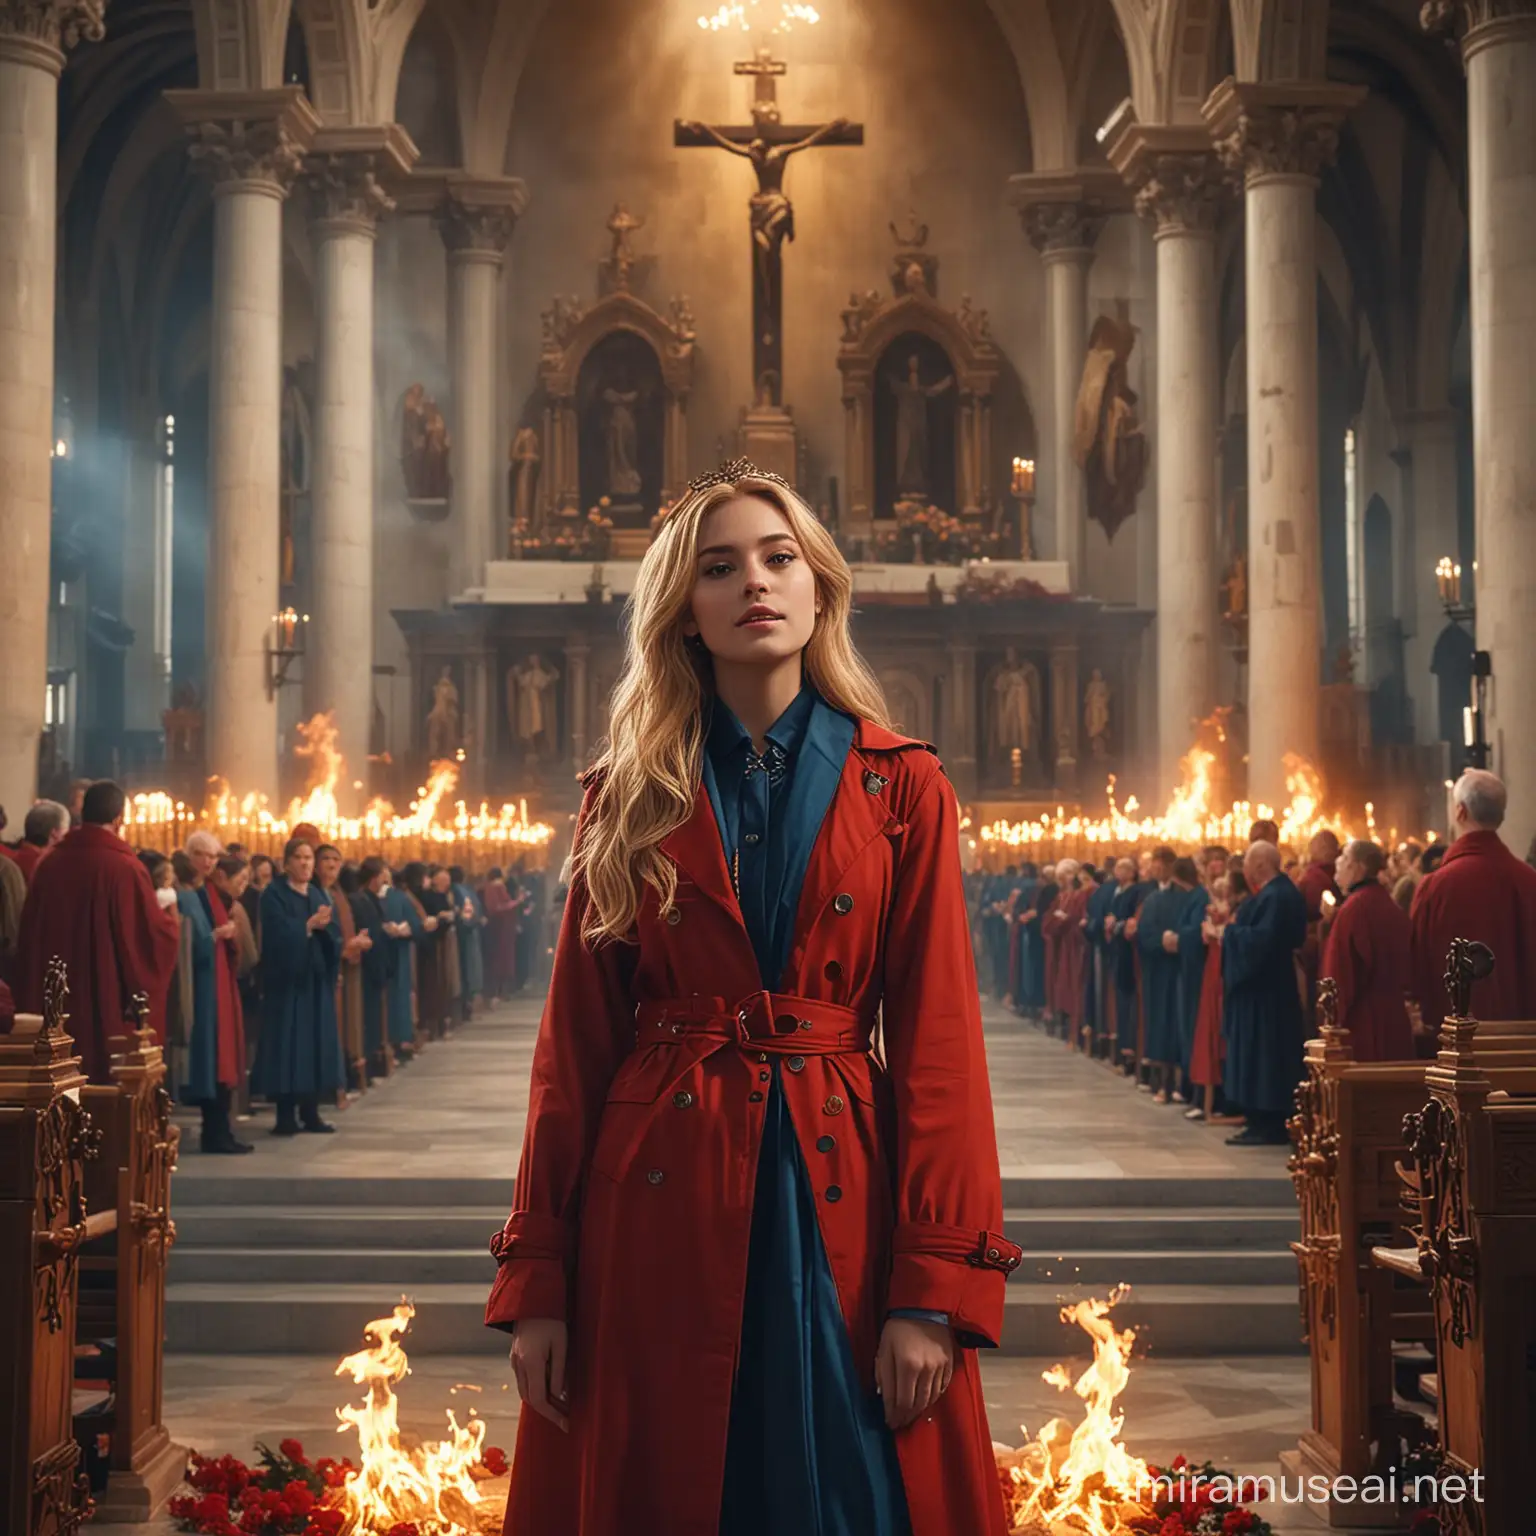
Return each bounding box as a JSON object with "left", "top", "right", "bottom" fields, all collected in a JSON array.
[{"left": 660, "top": 780, "right": 744, "bottom": 925}]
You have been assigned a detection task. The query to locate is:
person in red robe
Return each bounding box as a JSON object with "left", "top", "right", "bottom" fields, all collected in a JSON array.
[
  {"left": 3, "top": 798, "right": 69, "bottom": 886},
  {"left": 1321, "top": 840, "right": 1412, "bottom": 1060},
  {"left": 12, "top": 781, "right": 180, "bottom": 1080},
  {"left": 481, "top": 868, "right": 521, "bottom": 999},
  {"left": 1411, "top": 770, "right": 1536, "bottom": 1031},
  {"left": 1191, "top": 871, "right": 1249, "bottom": 1120},
  {"left": 1044, "top": 860, "right": 1091, "bottom": 1042},
  {"left": 1294, "top": 829, "right": 1340, "bottom": 1020}
]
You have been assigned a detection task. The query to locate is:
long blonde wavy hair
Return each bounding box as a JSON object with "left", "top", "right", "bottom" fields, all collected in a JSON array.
[{"left": 574, "top": 468, "right": 891, "bottom": 946}]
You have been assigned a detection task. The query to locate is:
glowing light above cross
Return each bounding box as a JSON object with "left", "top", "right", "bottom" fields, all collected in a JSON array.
[{"left": 697, "top": 1, "right": 821, "bottom": 32}]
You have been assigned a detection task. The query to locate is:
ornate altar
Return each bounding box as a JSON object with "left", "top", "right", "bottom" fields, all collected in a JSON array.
[
  {"left": 528, "top": 207, "right": 696, "bottom": 559},
  {"left": 836, "top": 215, "right": 1003, "bottom": 534}
]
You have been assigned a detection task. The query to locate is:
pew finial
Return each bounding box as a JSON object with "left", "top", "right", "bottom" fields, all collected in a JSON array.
[
  {"left": 1443, "top": 938, "right": 1495, "bottom": 1022},
  {"left": 41, "top": 956, "right": 69, "bottom": 1044}
]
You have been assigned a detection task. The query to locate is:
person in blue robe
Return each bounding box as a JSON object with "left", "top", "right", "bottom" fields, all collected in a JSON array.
[
  {"left": 1170, "top": 857, "right": 1211, "bottom": 1101},
  {"left": 1022, "top": 869, "right": 1057, "bottom": 1015},
  {"left": 705, "top": 682, "right": 944, "bottom": 1536},
  {"left": 174, "top": 860, "right": 220, "bottom": 1108},
  {"left": 1221, "top": 842, "right": 1308, "bottom": 1145},
  {"left": 1105, "top": 859, "right": 1147, "bottom": 1070},
  {"left": 450, "top": 865, "right": 485, "bottom": 1014},
  {"left": 1082, "top": 866, "right": 1119, "bottom": 1051},
  {"left": 1134, "top": 848, "right": 1186, "bottom": 1099},
  {"left": 252, "top": 838, "right": 343, "bottom": 1133},
  {"left": 381, "top": 873, "right": 427, "bottom": 1058},
  {"left": 1008, "top": 865, "right": 1039, "bottom": 1013}
]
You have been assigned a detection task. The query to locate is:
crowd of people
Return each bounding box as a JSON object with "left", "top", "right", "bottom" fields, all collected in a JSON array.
[
  {"left": 970, "top": 768, "right": 1536, "bottom": 1147},
  {"left": 0, "top": 780, "right": 548, "bottom": 1153}
]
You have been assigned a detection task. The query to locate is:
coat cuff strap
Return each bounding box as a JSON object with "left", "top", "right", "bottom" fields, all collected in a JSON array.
[
  {"left": 488, "top": 1210, "right": 576, "bottom": 1266},
  {"left": 891, "top": 1219, "right": 1023, "bottom": 1274}
]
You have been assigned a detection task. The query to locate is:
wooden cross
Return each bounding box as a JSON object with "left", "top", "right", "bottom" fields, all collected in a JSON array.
[{"left": 676, "top": 56, "right": 863, "bottom": 408}]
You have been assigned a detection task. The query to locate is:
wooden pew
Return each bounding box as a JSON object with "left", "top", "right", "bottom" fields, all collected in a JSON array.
[
  {"left": 1281, "top": 978, "right": 1434, "bottom": 1528},
  {"left": 1393, "top": 938, "right": 1536, "bottom": 1536},
  {"left": 0, "top": 959, "right": 98, "bottom": 1536},
  {"left": 75, "top": 996, "right": 185, "bottom": 1521}
]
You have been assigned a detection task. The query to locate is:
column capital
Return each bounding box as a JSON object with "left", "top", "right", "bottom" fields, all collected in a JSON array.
[
  {"left": 1202, "top": 78, "right": 1366, "bottom": 187},
  {"left": 1103, "top": 119, "right": 1229, "bottom": 237},
  {"left": 305, "top": 125, "right": 419, "bottom": 237},
  {"left": 1009, "top": 169, "right": 1128, "bottom": 260},
  {"left": 1423, "top": 0, "right": 1536, "bottom": 55},
  {"left": 0, "top": 0, "right": 103, "bottom": 70},
  {"left": 166, "top": 88, "right": 322, "bottom": 198},
  {"left": 409, "top": 173, "right": 530, "bottom": 265}
]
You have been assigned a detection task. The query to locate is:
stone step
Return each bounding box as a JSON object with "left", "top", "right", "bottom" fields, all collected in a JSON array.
[
  {"left": 169, "top": 1173, "right": 1296, "bottom": 1212},
  {"left": 169, "top": 1241, "right": 1297, "bottom": 1289},
  {"left": 163, "top": 1281, "right": 1306, "bottom": 1356},
  {"left": 172, "top": 1204, "right": 1298, "bottom": 1254}
]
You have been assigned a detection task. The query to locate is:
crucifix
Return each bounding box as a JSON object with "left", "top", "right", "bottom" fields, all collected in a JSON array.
[{"left": 676, "top": 49, "right": 863, "bottom": 409}]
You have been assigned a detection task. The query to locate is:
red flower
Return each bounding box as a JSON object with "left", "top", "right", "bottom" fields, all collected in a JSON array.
[
  {"left": 385, "top": 1524, "right": 421, "bottom": 1536},
  {"left": 307, "top": 1509, "right": 345, "bottom": 1536},
  {"left": 239, "top": 1508, "right": 264, "bottom": 1533},
  {"left": 279, "top": 1439, "right": 307, "bottom": 1464},
  {"left": 261, "top": 1489, "right": 284, "bottom": 1512},
  {"left": 1172, "top": 1455, "right": 1188, "bottom": 1471},
  {"left": 1224, "top": 1512, "right": 1255, "bottom": 1534},
  {"left": 479, "top": 1446, "right": 509, "bottom": 1476},
  {"left": 239, "top": 1488, "right": 263, "bottom": 1510},
  {"left": 1159, "top": 1518, "right": 1188, "bottom": 1536}
]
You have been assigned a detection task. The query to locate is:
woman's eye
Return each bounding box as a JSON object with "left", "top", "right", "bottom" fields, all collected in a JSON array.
[
  {"left": 704, "top": 561, "right": 732, "bottom": 578},
  {"left": 767, "top": 551, "right": 796, "bottom": 566}
]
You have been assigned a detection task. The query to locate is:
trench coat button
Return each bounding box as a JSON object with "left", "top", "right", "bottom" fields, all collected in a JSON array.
[
  {"left": 986, "top": 1247, "right": 1000, "bottom": 1261},
  {"left": 665, "top": 907, "right": 681, "bottom": 926},
  {"left": 798, "top": 1019, "right": 813, "bottom": 1031},
  {"left": 759, "top": 1069, "right": 770, "bottom": 1082},
  {"left": 756, "top": 1052, "right": 768, "bottom": 1063},
  {"left": 672, "top": 1090, "right": 695, "bottom": 1109},
  {"left": 833, "top": 893, "right": 854, "bottom": 915},
  {"left": 646, "top": 1169, "right": 665, "bottom": 1185},
  {"left": 823, "top": 1094, "right": 844, "bottom": 1115},
  {"left": 825, "top": 1185, "right": 843, "bottom": 1202},
  {"left": 824, "top": 960, "right": 843, "bottom": 981},
  {"left": 863, "top": 770, "right": 888, "bottom": 794},
  {"left": 816, "top": 1135, "right": 835, "bottom": 1153},
  {"left": 787, "top": 1055, "right": 805, "bottom": 1072},
  {"left": 744, "top": 832, "right": 761, "bottom": 845},
  {"left": 749, "top": 1091, "right": 763, "bottom": 1102}
]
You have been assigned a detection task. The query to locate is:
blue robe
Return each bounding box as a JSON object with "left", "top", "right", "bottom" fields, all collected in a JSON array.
[
  {"left": 176, "top": 887, "right": 220, "bottom": 1104},
  {"left": 351, "top": 887, "right": 392, "bottom": 1057},
  {"left": 1221, "top": 874, "right": 1308, "bottom": 1114},
  {"left": 705, "top": 686, "right": 918, "bottom": 1536},
  {"left": 1083, "top": 879, "right": 1117, "bottom": 1036},
  {"left": 1175, "top": 886, "right": 1211, "bottom": 1072},
  {"left": 252, "top": 880, "right": 344, "bottom": 1098},
  {"left": 1135, "top": 884, "right": 1188, "bottom": 1066},
  {"left": 454, "top": 882, "right": 485, "bottom": 1001},
  {"left": 1108, "top": 880, "right": 1149, "bottom": 1057},
  {"left": 382, "top": 884, "right": 424, "bottom": 1046}
]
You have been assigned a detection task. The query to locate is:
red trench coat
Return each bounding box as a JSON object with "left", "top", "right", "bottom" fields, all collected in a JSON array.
[{"left": 485, "top": 721, "right": 1020, "bottom": 1536}]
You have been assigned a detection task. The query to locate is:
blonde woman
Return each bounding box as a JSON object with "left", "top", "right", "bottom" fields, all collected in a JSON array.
[{"left": 486, "top": 460, "right": 1018, "bottom": 1536}]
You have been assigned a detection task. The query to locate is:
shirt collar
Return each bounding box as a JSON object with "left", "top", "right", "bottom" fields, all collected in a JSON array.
[{"left": 707, "top": 684, "right": 817, "bottom": 767}]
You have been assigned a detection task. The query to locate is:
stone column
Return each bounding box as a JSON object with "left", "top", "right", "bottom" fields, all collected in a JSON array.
[
  {"left": 1204, "top": 80, "right": 1363, "bottom": 808},
  {"left": 1050, "top": 636, "right": 1080, "bottom": 795},
  {"left": 168, "top": 89, "right": 319, "bottom": 803},
  {"left": 0, "top": 0, "right": 103, "bottom": 814},
  {"left": 1019, "top": 201, "right": 1104, "bottom": 593},
  {"left": 304, "top": 129, "right": 416, "bottom": 807},
  {"left": 947, "top": 641, "right": 977, "bottom": 800},
  {"left": 1424, "top": 1, "right": 1536, "bottom": 845},
  {"left": 1108, "top": 127, "right": 1226, "bottom": 794},
  {"left": 565, "top": 639, "right": 589, "bottom": 779},
  {"left": 1398, "top": 407, "right": 1461, "bottom": 742},
  {"left": 435, "top": 179, "right": 527, "bottom": 599}
]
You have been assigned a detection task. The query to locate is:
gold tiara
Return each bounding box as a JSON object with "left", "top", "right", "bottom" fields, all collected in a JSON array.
[{"left": 685, "top": 457, "right": 791, "bottom": 496}]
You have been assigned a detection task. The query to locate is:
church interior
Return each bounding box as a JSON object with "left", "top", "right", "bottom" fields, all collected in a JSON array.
[{"left": 3, "top": 0, "right": 1534, "bottom": 1531}]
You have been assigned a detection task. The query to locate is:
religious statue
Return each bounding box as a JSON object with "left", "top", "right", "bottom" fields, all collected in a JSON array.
[
  {"left": 889, "top": 354, "right": 954, "bottom": 500},
  {"left": 425, "top": 666, "right": 461, "bottom": 760},
  {"left": 510, "top": 427, "right": 541, "bottom": 534},
  {"left": 988, "top": 647, "right": 1040, "bottom": 759},
  {"left": 507, "top": 653, "right": 561, "bottom": 762},
  {"left": 402, "top": 384, "right": 451, "bottom": 501},
  {"left": 601, "top": 385, "right": 643, "bottom": 498},
  {"left": 1073, "top": 314, "right": 1148, "bottom": 542},
  {"left": 1084, "top": 669, "right": 1112, "bottom": 759},
  {"left": 889, "top": 211, "right": 936, "bottom": 296},
  {"left": 602, "top": 203, "right": 645, "bottom": 293},
  {"left": 677, "top": 71, "right": 861, "bottom": 409},
  {"left": 1222, "top": 549, "right": 1248, "bottom": 622},
  {"left": 280, "top": 362, "right": 313, "bottom": 588}
]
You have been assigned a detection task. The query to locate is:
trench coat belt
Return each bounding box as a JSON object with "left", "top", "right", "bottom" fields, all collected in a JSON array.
[{"left": 634, "top": 991, "right": 875, "bottom": 1057}]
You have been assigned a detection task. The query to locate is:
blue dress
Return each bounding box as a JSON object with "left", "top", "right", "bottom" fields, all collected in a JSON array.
[
  {"left": 175, "top": 887, "right": 220, "bottom": 1104},
  {"left": 251, "top": 880, "right": 344, "bottom": 1099},
  {"left": 705, "top": 686, "right": 932, "bottom": 1536}
]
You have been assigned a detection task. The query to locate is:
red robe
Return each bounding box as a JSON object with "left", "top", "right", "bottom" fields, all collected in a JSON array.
[
  {"left": 1321, "top": 881, "right": 1413, "bottom": 1061},
  {"left": 3, "top": 840, "right": 50, "bottom": 886},
  {"left": 12, "top": 824, "right": 180, "bottom": 1081},
  {"left": 1410, "top": 829, "right": 1536, "bottom": 1029},
  {"left": 481, "top": 878, "right": 521, "bottom": 993},
  {"left": 1045, "top": 886, "right": 1089, "bottom": 1025},
  {"left": 486, "top": 722, "right": 1019, "bottom": 1536},
  {"left": 202, "top": 883, "right": 247, "bottom": 1087},
  {"left": 1189, "top": 925, "right": 1227, "bottom": 1088},
  {"left": 1295, "top": 858, "right": 1338, "bottom": 1017}
]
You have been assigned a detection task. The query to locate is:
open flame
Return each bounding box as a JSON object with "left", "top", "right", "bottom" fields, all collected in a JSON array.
[
  {"left": 996, "top": 1290, "right": 1155, "bottom": 1536},
  {"left": 331, "top": 1302, "right": 494, "bottom": 1536},
  {"left": 292, "top": 711, "right": 345, "bottom": 828}
]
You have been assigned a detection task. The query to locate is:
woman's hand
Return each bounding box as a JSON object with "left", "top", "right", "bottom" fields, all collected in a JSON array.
[
  {"left": 308, "top": 904, "right": 333, "bottom": 932},
  {"left": 874, "top": 1316, "right": 954, "bottom": 1431},
  {"left": 510, "top": 1319, "right": 569, "bottom": 1432}
]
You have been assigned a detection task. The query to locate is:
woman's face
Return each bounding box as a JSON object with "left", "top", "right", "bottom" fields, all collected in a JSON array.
[
  {"left": 684, "top": 494, "right": 818, "bottom": 666},
  {"left": 432, "top": 869, "right": 451, "bottom": 893},
  {"left": 216, "top": 867, "right": 251, "bottom": 901},
  {"left": 286, "top": 844, "right": 315, "bottom": 885}
]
